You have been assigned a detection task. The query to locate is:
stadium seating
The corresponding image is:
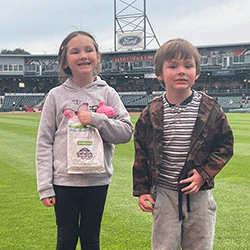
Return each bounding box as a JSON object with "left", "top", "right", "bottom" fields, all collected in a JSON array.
[
  {"left": 0, "top": 94, "right": 44, "bottom": 112},
  {"left": 119, "top": 93, "right": 248, "bottom": 112},
  {"left": 119, "top": 94, "right": 144, "bottom": 105},
  {"left": 1, "top": 92, "right": 248, "bottom": 113},
  {"left": 217, "top": 96, "right": 242, "bottom": 109},
  {"left": 1, "top": 96, "right": 23, "bottom": 110}
]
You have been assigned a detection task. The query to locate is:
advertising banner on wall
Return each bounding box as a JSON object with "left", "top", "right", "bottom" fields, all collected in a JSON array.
[
  {"left": 117, "top": 32, "right": 143, "bottom": 50},
  {"left": 112, "top": 54, "right": 154, "bottom": 63},
  {"left": 144, "top": 73, "right": 157, "bottom": 78},
  {"left": 212, "top": 70, "right": 235, "bottom": 76}
]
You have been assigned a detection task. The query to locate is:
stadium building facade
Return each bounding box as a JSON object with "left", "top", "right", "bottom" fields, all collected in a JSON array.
[{"left": 1, "top": 42, "right": 250, "bottom": 112}]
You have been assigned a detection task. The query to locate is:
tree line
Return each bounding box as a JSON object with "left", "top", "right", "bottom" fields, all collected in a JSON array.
[{"left": 1, "top": 48, "right": 30, "bottom": 54}]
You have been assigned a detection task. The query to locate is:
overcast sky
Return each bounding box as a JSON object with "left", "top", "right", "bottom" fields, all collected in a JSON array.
[{"left": 1, "top": 0, "right": 250, "bottom": 55}]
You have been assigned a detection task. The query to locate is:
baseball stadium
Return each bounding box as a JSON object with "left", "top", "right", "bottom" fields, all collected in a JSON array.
[{"left": 0, "top": 1, "right": 249, "bottom": 249}]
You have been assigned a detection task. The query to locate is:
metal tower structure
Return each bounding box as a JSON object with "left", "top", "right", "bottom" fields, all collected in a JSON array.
[{"left": 114, "top": 0, "right": 160, "bottom": 51}]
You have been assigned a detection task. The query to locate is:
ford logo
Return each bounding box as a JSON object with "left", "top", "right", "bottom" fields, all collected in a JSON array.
[{"left": 119, "top": 36, "right": 142, "bottom": 46}]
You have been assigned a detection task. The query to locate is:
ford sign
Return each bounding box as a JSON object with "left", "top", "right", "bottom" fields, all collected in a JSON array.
[{"left": 118, "top": 36, "right": 142, "bottom": 47}]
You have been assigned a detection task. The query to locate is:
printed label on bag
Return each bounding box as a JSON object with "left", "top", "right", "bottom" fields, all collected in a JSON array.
[{"left": 67, "top": 116, "right": 105, "bottom": 174}]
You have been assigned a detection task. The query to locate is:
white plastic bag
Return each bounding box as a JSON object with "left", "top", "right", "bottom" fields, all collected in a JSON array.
[{"left": 67, "top": 116, "right": 105, "bottom": 174}]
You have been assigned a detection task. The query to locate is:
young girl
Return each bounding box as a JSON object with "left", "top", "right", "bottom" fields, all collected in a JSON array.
[{"left": 36, "top": 31, "right": 133, "bottom": 250}]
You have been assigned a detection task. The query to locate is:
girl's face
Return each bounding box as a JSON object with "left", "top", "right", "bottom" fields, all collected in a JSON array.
[{"left": 64, "top": 34, "right": 100, "bottom": 85}]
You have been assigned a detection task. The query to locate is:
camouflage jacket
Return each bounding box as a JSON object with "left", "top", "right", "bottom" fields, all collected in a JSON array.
[{"left": 133, "top": 91, "right": 234, "bottom": 200}]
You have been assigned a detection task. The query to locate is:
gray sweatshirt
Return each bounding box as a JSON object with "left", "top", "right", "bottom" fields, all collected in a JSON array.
[{"left": 36, "top": 77, "right": 133, "bottom": 200}]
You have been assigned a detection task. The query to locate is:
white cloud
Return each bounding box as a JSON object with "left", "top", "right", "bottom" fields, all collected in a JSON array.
[
  {"left": 154, "top": 0, "right": 250, "bottom": 46},
  {"left": 1, "top": 0, "right": 250, "bottom": 54}
]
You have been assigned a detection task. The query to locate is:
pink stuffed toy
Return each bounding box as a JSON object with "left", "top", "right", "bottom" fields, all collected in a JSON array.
[{"left": 96, "top": 101, "right": 115, "bottom": 118}]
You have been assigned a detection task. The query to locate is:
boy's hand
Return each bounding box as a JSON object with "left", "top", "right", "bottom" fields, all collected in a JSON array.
[
  {"left": 179, "top": 169, "right": 205, "bottom": 195},
  {"left": 138, "top": 194, "right": 155, "bottom": 212},
  {"left": 78, "top": 111, "right": 92, "bottom": 125},
  {"left": 42, "top": 197, "right": 56, "bottom": 207}
]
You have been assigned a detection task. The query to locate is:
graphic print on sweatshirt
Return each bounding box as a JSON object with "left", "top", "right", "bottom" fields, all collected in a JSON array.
[{"left": 63, "top": 99, "right": 115, "bottom": 119}]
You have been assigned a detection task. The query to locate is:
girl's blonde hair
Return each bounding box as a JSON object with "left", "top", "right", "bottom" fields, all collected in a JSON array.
[
  {"left": 154, "top": 38, "right": 201, "bottom": 78},
  {"left": 58, "top": 31, "right": 100, "bottom": 84}
]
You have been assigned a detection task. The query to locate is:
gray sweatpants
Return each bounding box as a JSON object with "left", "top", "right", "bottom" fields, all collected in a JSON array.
[{"left": 152, "top": 187, "right": 217, "bottom": 250}]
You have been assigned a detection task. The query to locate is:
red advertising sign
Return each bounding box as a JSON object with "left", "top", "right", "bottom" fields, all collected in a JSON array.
[{"left": 112, "top": 54, "right": 154, "bottom": 63}]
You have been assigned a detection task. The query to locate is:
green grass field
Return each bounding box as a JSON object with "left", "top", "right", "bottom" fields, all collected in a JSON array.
[{"left": 0, "top": 112, "right": 249, "bottom": 250}]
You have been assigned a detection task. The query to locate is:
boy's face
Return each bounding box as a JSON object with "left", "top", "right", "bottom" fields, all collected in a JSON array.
[{"left": 157, "top": 56, "right": 199, "bottom": 93}]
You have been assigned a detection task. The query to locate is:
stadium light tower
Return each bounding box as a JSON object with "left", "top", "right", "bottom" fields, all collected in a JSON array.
[{"left": 114, "top": 0, "right": 160, "bottom": 51}]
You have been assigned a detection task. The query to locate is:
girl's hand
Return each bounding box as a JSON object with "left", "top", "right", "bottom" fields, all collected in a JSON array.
[
  {"left": 78, "top": 111, "right": 92, "bottom": 125},
  {"left": 138, "top": 194, "right": 155, "bottom": 212},
  {"left": 179, "top": 169, "right": 205, "bottom": 195},
  {"left": 42, "top": 197, "right": 56, "bottom": 207}
]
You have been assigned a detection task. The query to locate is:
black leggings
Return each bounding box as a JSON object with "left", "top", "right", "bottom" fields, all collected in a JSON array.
[{"left": 53, "top": 185, "right": 109, "bottom": 250}]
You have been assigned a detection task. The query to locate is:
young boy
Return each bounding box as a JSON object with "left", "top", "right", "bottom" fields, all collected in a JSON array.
[{"left": 133, "top": 38, "right": 234, "bottom": 250}]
